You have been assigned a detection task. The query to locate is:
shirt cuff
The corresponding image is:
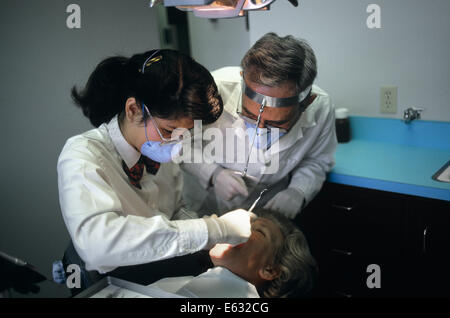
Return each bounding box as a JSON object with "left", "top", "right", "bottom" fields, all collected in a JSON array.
[{"left": 171, "top": 218, "right": 209, "bottom": 253}]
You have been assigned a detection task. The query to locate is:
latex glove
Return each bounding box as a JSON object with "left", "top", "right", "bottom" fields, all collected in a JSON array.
[
  {"left": 172, "top": 208, "right": 199, "bottom": 220},
  {"left": 212, "top": 168, "right": 249, "bottom": 201},
  {"left": 204, "top": 209, "right": 257, "bottom": 249},
  {"left": 263, "top": 187, "right": 305, "bottom": 219}
]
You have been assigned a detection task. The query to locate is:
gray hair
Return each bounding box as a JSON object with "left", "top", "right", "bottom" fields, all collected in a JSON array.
[
  {"left": 241, "top": 32, "right": 317, "bottom": 93},
  {"left": 255, "top": 209, "right": 318, "bottom": 298}
]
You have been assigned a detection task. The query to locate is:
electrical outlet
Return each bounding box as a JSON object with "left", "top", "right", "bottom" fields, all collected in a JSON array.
[{"left": 380, "top": 86, "right": 398, "bottom": 114}]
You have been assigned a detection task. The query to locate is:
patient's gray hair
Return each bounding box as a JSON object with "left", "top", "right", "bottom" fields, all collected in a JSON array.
[
  {"left": 241, "top": 32, "right": 317, "bottom": 93},
  {"left": 256, "top": 210, "right": 318, "bottom": 298}
]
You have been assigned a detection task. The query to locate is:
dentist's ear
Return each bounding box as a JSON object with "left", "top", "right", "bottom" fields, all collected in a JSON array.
[{"left": 258, "top": 265, "right": 280, "bottom": 281}]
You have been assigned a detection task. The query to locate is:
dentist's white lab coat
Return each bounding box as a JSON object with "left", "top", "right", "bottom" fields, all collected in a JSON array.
[
  {"left": 57, "top": 115, "right": 208, "bottom": 273},
  {"left": 182, "top": 67, "right": 337, "bottom": 214}
]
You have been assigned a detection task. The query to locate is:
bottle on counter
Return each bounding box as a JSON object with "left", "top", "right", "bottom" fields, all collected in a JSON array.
[{"left": 335, "top": 108, "right": 351, "bottom": 143}]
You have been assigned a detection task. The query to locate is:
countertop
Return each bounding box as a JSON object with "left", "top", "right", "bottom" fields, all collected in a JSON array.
[{"left": 327, "top": 116, "right": 450, "bottom": 201}]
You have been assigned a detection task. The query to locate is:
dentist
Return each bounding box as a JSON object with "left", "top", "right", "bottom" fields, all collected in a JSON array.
[
  {"left": 182, "top": 33, "right": 337, "bottom": 219},
  {"left": 57, "top": 49, "right": 254, "bottom": 290}
]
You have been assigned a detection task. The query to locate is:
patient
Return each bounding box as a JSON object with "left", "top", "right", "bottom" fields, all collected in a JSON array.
[{"left": 149, "top": 209, "right": 318, "bottom": 298}]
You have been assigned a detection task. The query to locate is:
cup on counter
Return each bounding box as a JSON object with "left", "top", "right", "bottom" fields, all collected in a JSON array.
[{"left": 335, "top": 108, "right": 351, "bottom": 143}]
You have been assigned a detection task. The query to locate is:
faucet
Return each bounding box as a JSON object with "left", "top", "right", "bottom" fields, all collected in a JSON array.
[{"left": 403, "top": 107, "right": 424, "bottom": 124}]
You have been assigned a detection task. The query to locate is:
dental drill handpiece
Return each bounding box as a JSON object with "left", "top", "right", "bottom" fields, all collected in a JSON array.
[{"left": 242, "top": 100, "right": 266, "bottom": 178}]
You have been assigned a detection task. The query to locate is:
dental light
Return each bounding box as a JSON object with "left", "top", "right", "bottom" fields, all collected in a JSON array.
[{"left": 149, "top": 0, "right": 299, "bottom": 19}]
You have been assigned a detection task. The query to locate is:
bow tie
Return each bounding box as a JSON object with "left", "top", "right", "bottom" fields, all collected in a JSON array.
[{"left": 122, "top": 156, "right": 160, "bottom": 189}]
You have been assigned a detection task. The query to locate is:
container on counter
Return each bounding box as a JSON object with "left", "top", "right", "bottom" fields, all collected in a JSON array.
[{"left": 335, "top": 108, "right": 351, "bottom": 143}]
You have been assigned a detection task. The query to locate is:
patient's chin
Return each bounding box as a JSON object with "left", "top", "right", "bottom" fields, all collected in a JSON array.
[{"left": 209, "top": 243, "right": 234, "bottom": 263}]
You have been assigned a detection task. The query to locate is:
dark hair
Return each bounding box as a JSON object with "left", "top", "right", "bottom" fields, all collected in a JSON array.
[
  {"left": 254, "top": 209, "right": 318, "bottom": 298},
  {"left": 241, "top": 32, "right": 317, "bottom": 94},
  {"left": 71, "top": 49, "right": 223, "bottom": 127}
]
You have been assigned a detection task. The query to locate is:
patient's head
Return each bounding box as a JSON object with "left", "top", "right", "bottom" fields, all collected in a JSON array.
[{"left": 209, "top": 209, "right": 317, "bottom": 297}]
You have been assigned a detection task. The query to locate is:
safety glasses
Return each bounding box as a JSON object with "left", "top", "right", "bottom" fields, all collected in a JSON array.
[{"left": 143, "top": 104, "right": 195, "bottom": 145}]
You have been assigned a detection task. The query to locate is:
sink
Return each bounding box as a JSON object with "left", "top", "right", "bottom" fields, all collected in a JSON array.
[{"left": 433, "top": 161, "right": 450, "bottom": 183}]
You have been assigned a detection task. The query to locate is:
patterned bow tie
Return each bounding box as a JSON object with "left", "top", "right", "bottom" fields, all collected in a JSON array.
[{"left": 122, "top": 156, "right": 160, "bottom": 189}]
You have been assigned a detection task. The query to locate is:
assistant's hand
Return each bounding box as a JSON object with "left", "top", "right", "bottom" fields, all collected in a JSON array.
[
  {"left": 212, "top": 168, "right": 249, "bottom": 201},
  {"left": 263, "top": 187, "right": 305, "bottom": 219},
  {"left": 204, "top": 209, "right": 257, "bottom": 249}
]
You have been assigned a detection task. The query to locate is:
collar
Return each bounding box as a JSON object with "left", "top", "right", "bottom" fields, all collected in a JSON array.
[{"left": 106, "top": 115, "right": 141, "bottom": 169}]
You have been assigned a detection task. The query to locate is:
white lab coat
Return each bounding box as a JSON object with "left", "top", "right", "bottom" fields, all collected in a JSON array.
[
  {"left": 182, "top": 66, "right": 337, "bottom": 214},
  {"left": 149, "top": 266, "right": 260, "bottom": 298},
  {"left": 57, "top": 115, "right": 208, "bottom": 273}
]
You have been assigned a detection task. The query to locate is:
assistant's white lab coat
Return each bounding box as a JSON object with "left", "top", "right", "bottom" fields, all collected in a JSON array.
[
  {"left": 150, "top": 266, "right": 260, "bottom": 298},
  {"left": 57, "top": 115, "right": 208, "bottom": 273},
  {"left": 182, "top": 66, "right": 337, "bottom": 214}
]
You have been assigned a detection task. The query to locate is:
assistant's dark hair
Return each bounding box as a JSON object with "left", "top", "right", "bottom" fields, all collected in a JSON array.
[
  {"left": 254, "top": 209, "right": 318, "bottom": 298},
  {"left": 71, "top": 49, "right": 223, "bottom": 127}
]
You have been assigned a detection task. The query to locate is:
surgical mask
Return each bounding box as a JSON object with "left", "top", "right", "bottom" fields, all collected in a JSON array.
[
  {"left": 140, "top": 140, "right": 182, "bottom": 163},
  {"left": 140, "top": 105, "right": 183, "bottom": 163},
  {"left": 244, "top": 120, "right": 286, "bottom": 150}
]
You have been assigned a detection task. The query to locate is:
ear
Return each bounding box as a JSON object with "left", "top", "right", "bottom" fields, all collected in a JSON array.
[
  {"left": 258, "top": 265, "right": 281, "bottom": 281},
  {"left": 124, "top": 97, "right": 142, "bottom": 123}
]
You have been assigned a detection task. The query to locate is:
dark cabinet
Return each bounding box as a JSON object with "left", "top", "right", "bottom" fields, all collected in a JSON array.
[
  {"left": 406, "top": 197, "right": 450, "bottom": 296},
  {"left": 297, "top": 182, "right": 450, "bottom": 297}
]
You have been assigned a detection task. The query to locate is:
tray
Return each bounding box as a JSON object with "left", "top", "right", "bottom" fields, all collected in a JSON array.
[{"left": 74, "top": 276, "right": 184, "bottom": 298}]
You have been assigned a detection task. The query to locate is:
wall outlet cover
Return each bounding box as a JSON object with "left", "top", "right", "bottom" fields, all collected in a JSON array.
[{"left": 380, "top": 86, "right": 398, "bottom": 114}]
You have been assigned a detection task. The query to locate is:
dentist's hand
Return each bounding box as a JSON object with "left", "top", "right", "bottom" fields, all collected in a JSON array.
[
  {"left": 204, "top": 209, "right": 257, "bottom": 249},
  {"left": 212, "top": 168, "right": 249, "bottom": 201},
  {"left": 264, "top": 187, "right": 305, "bottom": 219}
]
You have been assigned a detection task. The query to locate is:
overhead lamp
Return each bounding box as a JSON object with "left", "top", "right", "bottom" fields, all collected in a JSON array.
[{"left": 149, "top": 0, "right": 299, "bottom": 19}]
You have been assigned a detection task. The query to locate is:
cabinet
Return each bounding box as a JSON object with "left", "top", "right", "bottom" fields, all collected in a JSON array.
[
  {"left": 296, "top": 182, "right": 450, "bottom": 297},
  {"left": 405, "top": 197, "right": 450, "bottom": 296}
]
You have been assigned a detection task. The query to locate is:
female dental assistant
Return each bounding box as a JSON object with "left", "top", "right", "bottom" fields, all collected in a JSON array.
[{"left": 57, "top": 49, "right": 254, "bottom": 282}]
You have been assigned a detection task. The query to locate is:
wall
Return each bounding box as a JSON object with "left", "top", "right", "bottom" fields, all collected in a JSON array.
[
  {"left": 187, "top": 12, "right": 250, "bottom": 71},
  {"left": 0, "top": 0, "right": 160, "bottom": 297},
  {"left": 248, "top": 0, "right": 450, "bottom": 122},
  {"left": 1, "top": 0, "right": 448, "bottom": 298}
]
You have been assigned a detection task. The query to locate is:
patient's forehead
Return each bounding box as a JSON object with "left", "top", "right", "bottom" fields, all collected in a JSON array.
[
  {"left": 254, "top": 216, "right": 278, "bottom": 227},
  {"left": 253, "top": 216, "right": 284, "bottom": 245}
]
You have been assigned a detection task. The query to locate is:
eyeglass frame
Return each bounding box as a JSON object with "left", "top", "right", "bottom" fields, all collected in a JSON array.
[
  {"left": 142, "top": 104, "right": 189, "bottom": 146},
  {"left": 237, "top": 112, "right": 289, "bottom": 135}
]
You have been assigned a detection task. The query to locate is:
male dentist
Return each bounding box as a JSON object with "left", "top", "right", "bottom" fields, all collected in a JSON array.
[{"left": 182, "top": 33, "right": 337, "bottom": 219}]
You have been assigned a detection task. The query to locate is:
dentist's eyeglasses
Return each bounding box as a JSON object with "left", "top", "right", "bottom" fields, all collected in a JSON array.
[
  {"left": 143, "top": 104, "right": 192, "bottom": 145},
  {"left": 237, "top": 112, "right": 289, "bottom": 135}
]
